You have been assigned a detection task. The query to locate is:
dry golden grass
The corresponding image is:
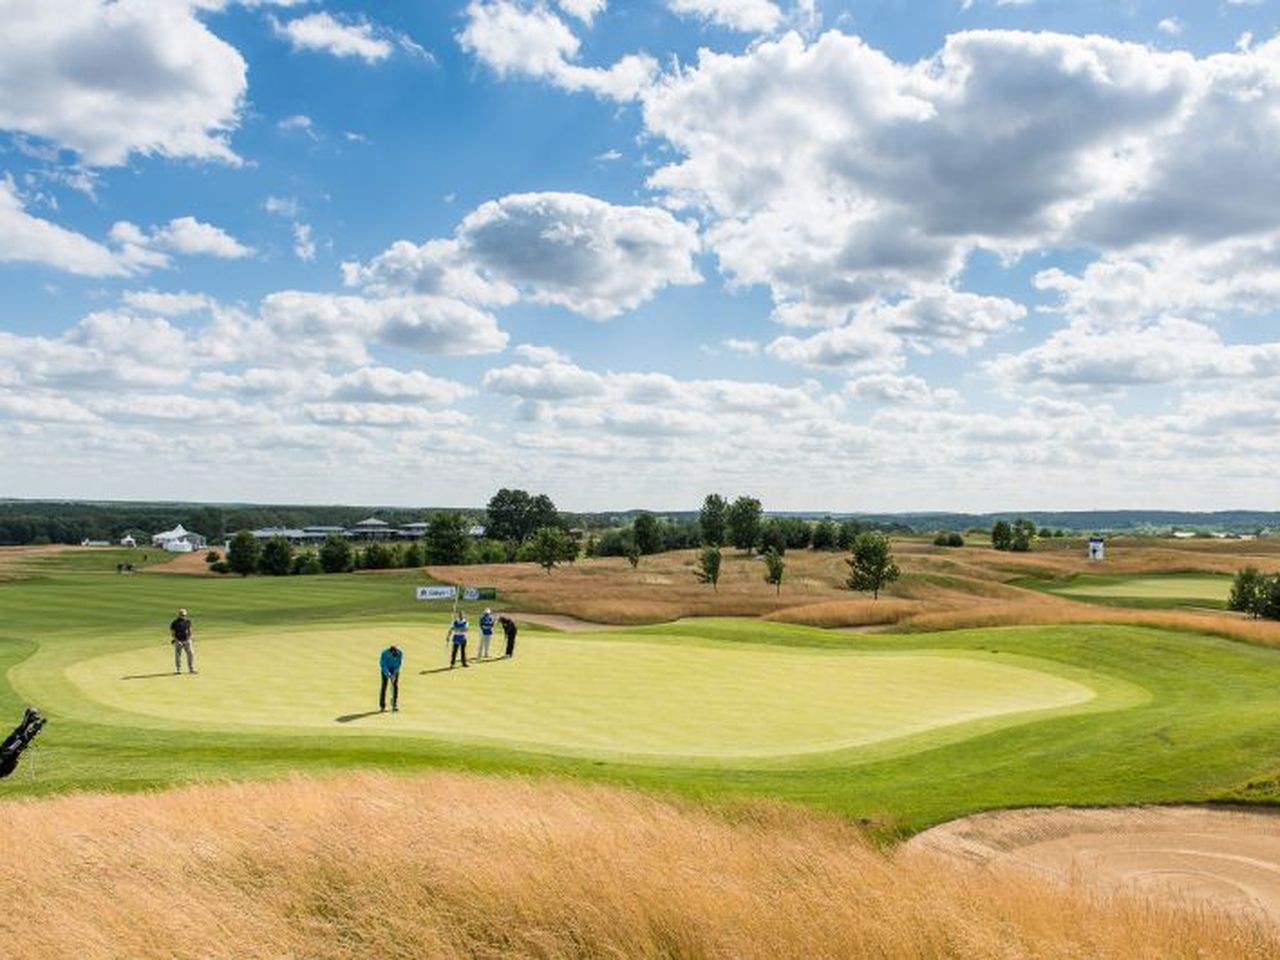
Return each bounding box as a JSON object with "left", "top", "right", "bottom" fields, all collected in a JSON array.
[
  {"left": 762, "top": 597, "right": 920, "bottom": 627},
  {"left": 432, "top": 538, "right": 1280, "bottom": 644},
  {"left": 0, "top": 773, "right": 1273, "bottom": 960},
  {"left": 901, "top": 598, "right": 1280, "bottom": 648}
]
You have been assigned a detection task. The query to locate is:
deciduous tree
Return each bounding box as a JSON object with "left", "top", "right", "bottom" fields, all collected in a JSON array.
[
  {"left": 726, "top": 496, "right": 762, "bottom": 553},
  {"left": 425, "top": 513, "right": 468, "bottom": 566},
  {"left": 319, "top": 535, "right": 352, "bottom": 573},
  {"left": 258, "top": 536, "right": 293, "bottom": 576},
  {"left": 846, "top": 532, "right": 900, "bottom": 600},
  {"left": 763, "top": 547, "right": 785, "bottom": 595},
  {"left": 530, "top": 526, "right": 572, "bottom": 574},
  {"left": 694, "top": 546, "right": 722, "bottom": 591},
  {"left": 226, "top": 530, "right": 260, "bottom": 577},
  {"left": 699, "top": 494, "right": 727, "bottom": 547}
]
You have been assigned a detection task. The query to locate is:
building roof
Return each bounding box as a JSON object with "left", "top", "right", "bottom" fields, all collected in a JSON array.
[{"left": 352, "top": 517, "right": 389, "bottom": 527}]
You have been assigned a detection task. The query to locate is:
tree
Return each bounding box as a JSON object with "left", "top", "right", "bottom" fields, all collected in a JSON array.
[
  {"left": 401, "top": 542, "right": 423, "bottom": 568},
  {"left": 526, "top": 494, "right": 562, "bottom": 536},
  {"left": 625, "top": 542, "right": 641, "bottom": 569},
  {"left": 933, "top": 531, "right": 965, "bottom": 547},
  {"left": 484, "top": 488, "right": 531, "bottom": 543},
  {"left": 991, "top": 520, "right": 1013, "bottom": 551},
  {"left": 632, "top": 512, "right": 662, "bottom": 555},
  {"left": 363, "top": 542, "right": 394, "bottom": 570},
  {"left": 292, "top": 552, "right": 322, "bottom": 575},
  {"left": 259, "top": 537, "right": 294, "bottom": 576},
  {"left": 835, "top": 519, "right": 863, "bottom": 551},
  {"left": 485, "top": 488, "right": 561, "bottom": 543},
  {"left": 1261, "top": 576, "right": 1280, "bottom": 621},
  {"left": 1229, "top": 567, "right": 1269, "bottom": 618},
  {"left": 781, "top": 517, "right": 812, "bottom": 550},
  {"left": 758, "top": 517, "right": 787, "bottom": 556},
  {"left": 319, "top": 535, "right": 352, "bottom": 574},
  {"left": 699, "top": 494, "right": 727, "bottom": 547},
  {"left": 1011, "top": 518, "right": 1037, "bottom": 553},
  {"left": 811, "top": 518, "right": 837, "bottom": 551},
  {"left": 530, "top": 526, "right": 572, "bottom": 574},
  {"left": 726, "top": 496, "right": 762, "bottom": 552},
  {"left": 425, "top": 513, "right": 468, "bottom": 566},
  {"left": 763, "top": 547, "right": 785, "bottom": 595},
  {"left": 846, "top": 531, "right": 900, "bottom": 599},
  {"left": 694, "top": 545, "right": 722, "bottom": 591},
  {"left": 226, "top": 530, "right": 260, "bottom": 577}
]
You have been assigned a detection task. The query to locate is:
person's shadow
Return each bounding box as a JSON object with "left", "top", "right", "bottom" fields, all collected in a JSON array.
[
  {"left": 335, "top": 710, "right": 385, "bottom": 723},
  {"left": 121, "top": 672, "right": 182, "bottom": 680},
  {"left": 421, "top": 658, "right": 505, "bottom": 675}
]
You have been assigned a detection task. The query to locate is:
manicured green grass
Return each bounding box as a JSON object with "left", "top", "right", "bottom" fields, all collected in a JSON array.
[
  {"left": 57, "top": 625, "right": 1094, "bottom": 760},
  {"left": 2, "top": 561, "right": 1279, "bottom": 832},
  {"left": 1024, "top": 572, "right": 1233, "bottom": 609}
]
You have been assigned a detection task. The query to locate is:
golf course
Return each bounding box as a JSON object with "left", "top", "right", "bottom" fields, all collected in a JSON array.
[
  {"left": 5, "top": 541, "right": 1280, "bottom": 958},
  {"left": 3, "top": 543, "right": 1279, "bottom": 830}
]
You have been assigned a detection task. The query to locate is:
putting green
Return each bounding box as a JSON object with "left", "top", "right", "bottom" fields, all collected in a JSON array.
[
  {"left": 64, "top": 625, "right": 1095, "bottom": 760},
  {"left": 1052, "top": 575, "right": 1231, "bottom": 602}
]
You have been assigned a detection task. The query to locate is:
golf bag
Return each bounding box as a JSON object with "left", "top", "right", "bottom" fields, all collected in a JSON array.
[{"left": 0, "top": 707, "right": 46, "bottom": 779}]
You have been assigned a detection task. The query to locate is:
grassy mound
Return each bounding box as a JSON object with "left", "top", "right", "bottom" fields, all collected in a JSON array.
[{"left": 0, "top": 773, "right": 1272, "bottom": 960}]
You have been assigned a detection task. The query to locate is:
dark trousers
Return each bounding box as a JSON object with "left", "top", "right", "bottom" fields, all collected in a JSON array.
[
  {"left": 504, "top": 631, "right": 516, "bottom": 657},
  {"left": 450, "top": 639, "right": 468, "bottom": 667},
  {"left": 380, "top": 671, "right": 399, "bottom": 709}
]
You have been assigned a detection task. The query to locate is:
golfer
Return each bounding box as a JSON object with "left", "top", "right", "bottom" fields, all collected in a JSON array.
[
  {"left": 449, "top": 612, "right": 469, "bottom": 668},
  {"left": 170, "top": 608, "right": 196, "bottom": 674},
  {"left": 498, "top": 615, "right": 517, "bottom": 658},
  {"left": 379, "top": 644, "right": 403, "bottom": 712},
  {"left": 478, "top": 608, "right": 495, "bottom": 659}
]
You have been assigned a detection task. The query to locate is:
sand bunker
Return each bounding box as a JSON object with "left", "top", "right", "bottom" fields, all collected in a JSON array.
[{"left": 907, "top": 806, "right": 1280, "bottom": 927}]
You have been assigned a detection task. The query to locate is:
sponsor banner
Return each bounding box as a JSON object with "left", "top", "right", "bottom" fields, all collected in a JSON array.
[
  {"left": 415, "top": 586, "right": 457, "bottom": 601},
  {"left": 463, "top": 587, "right": 497, "bottom": 601}
]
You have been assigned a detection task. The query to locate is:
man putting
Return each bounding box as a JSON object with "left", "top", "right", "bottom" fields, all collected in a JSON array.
[
  {"left": 498, "top": 615, "right": 518, "bottom": 658},
  {"left": 449, "top": 611, "right": 469, "bottom": 668},
  {"left": 379, "top": 644, "right": 403, "bottom": 712},
  {"left": 170, "top": 608, "right": 196, "bottom": 674}
]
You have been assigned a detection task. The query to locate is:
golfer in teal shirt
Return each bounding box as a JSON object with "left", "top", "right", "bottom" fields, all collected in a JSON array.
[{"left": 379, "top": 644, "right": 403, "bottom": 712}]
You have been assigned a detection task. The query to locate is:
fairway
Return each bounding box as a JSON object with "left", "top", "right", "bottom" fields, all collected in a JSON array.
[
  {"left": 1049, "top": 574, "right": 1232, "bottom": 604},
  {"left": 61, "top": 626, "right": 1094, "bottom": 759}
]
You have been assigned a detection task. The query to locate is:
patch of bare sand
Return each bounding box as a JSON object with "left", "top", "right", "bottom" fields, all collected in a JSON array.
[
  {"left": 906, "top": 806, "right": 1280, "bottom": 928},
  {"left": 141, "top": 550, "right": 217, "bottom": 575}
]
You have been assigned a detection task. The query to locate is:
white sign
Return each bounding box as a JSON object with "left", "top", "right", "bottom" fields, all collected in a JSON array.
[{"left": 415, "top": 586, "right": 457, "bottom": 601}]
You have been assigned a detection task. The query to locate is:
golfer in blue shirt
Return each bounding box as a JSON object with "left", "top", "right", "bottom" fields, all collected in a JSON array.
[
  {"left": 379, "top": 644, "right": 403, "bottom": 712},
  {"left": 478, "top": 608, "right": 495, "bottom": 659},
  {"left": 449, "top": 613, "right": 469, "bottom": 668}
]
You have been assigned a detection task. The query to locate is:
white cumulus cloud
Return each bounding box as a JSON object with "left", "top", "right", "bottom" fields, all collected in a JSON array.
[{"left": 0, "top": 0, "right": 245, "bottom": 166}]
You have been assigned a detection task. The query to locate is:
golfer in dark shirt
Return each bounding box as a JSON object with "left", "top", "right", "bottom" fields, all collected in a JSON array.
[
  {"left": 498, "top": 615, "right": 517, "bottom": 658},
  {"left": 170, "top": 608, "right": 195, "bottom": 674},
  {"left": 380, "top": 645, "right": 403, "bottom": 712}
]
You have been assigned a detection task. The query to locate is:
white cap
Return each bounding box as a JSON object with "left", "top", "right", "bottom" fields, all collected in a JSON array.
[{"left": 484, "top": 607, "right": 491, "bottom": 614}]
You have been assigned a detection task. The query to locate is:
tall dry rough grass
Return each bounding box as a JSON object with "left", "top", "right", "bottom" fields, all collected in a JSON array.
[
  {"left": 0, "top": 773, "right": 1273, "bottom": 960},
  {"left": 428, "top": 542, "right": 1280, "bottom": 648}
]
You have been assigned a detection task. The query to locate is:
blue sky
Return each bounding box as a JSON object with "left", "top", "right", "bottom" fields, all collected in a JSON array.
[{"left": 1, "top": 0, "right": 1278, "bottom": 511}]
